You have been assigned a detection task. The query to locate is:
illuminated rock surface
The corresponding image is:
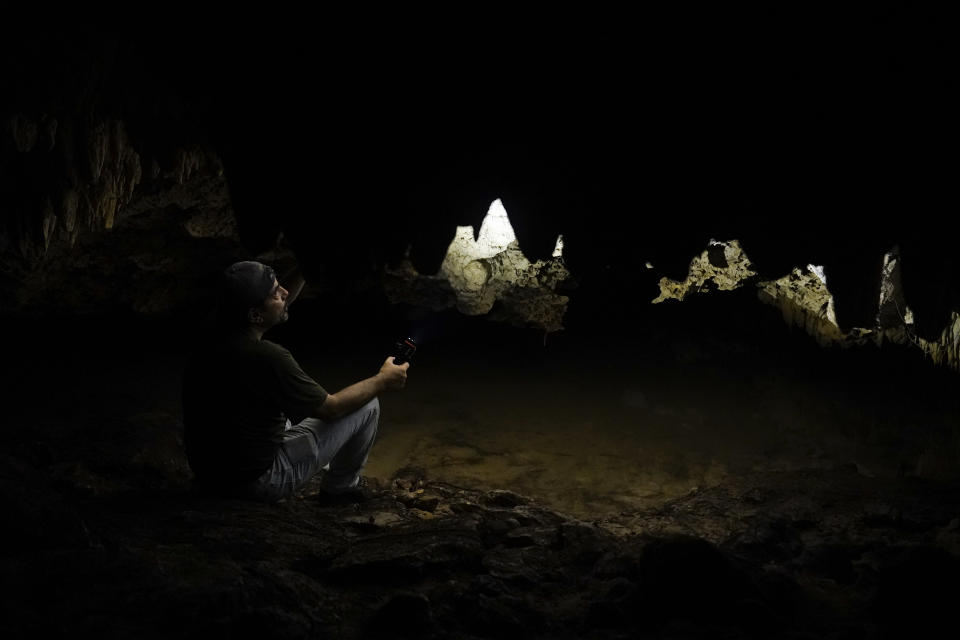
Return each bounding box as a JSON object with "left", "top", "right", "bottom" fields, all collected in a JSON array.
[
  {"left": 655, "top": 240, "right": 960, "bottom": 371},
  {"left": 385, "top": 199, "right": 571, "bottom": 332},
  {"left": 652, "top": 240, "right": 758, "bottom": 303},
  {"left": 757, "top": 266, "right": 846, "bottom": 347}
]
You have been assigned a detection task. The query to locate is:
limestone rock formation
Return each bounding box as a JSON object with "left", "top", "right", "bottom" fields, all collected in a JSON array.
[
  {"left": 757, "top": 266, "right": 846, "bottom": 346},
  {"left": 1, "top": 101, "right": 243, "bottom": 318},
  {"left": 3, "top": 115, "right": 145, "bottom": 259},
  {"left": 652, "top": 239, "right": 757, "bottom": 303},
  {"left": 384, "top": 199, "right": 571, "bottom": 333},
  {"left": 653, "top": 240, "right": 960, "bottom": 371}
]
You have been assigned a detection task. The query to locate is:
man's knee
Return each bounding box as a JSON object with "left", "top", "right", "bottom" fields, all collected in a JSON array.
[
  {"left": 353, "top": 397, "right": 379, "bottom": 438},
  {"left": 338, "top": 397, "right": 379, "bottom": 435},
  {"left": 365, "top": 396, "right": 380, "bottom": 423}
]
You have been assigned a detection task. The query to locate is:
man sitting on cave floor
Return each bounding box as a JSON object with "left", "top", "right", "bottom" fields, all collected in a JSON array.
[{"left": 182, "top": 260, "right": 409, "bottom": 504}]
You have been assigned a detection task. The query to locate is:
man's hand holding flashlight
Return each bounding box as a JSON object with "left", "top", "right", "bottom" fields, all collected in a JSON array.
[{"left": 379, "top": 357, "right": 409, "bottom": 390}]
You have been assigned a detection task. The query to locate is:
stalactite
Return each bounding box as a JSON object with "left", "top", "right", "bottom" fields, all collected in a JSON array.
[{"left": 757, "top": 267, "right": 846, "bottom": 347}]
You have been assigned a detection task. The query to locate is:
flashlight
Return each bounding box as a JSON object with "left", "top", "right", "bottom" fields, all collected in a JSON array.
[{"left": 393, "top": 337, "right": 417, "bottom": 365}]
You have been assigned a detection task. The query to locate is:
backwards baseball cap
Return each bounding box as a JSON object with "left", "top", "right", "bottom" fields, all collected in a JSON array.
[{"left": 221, "top": 261, "right": 277, "bottom": 308}]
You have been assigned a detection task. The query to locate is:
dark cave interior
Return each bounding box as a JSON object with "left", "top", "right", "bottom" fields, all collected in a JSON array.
[{"left": 2, "top": 20, "right": 958, "bottom": 639}]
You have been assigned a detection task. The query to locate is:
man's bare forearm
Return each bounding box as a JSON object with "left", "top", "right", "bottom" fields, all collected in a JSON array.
[
  {"left": 318, "top": 375, "right": 386, "bottom": 419},
  {"left": 316, "top": 358, "right": 408, "bottom": 420}
]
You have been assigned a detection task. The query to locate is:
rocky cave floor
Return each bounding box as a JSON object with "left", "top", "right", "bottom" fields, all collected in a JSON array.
[{"left": 2, "top": 314, "right": 960, "bottom": 639}]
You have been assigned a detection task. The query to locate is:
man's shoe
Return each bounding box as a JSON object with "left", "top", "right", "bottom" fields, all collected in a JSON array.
[{"left": 315, "top": 476, "right": 377, "bottom": 506}]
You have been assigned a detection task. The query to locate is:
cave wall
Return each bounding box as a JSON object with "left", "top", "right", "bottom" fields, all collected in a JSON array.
[{"left": 1, "top": 24, "right": 956, "bottom": 342}]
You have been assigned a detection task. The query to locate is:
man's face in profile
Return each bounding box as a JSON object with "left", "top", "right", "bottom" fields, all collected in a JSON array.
[{"left": 258, "top": 277, "right": 290, "bottom": 330}]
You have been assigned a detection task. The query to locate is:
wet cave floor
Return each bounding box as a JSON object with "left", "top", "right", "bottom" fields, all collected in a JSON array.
[
  {"left": 2, "top": 298, "right": 959, "bottom": 639},
  {"left": 304, "top": 305, "right": 959, "bottom": 521}
]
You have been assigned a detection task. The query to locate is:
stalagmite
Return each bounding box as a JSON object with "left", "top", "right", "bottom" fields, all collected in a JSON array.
[{"left": 384, "top": 199, "right": 571, "bottom": 332}]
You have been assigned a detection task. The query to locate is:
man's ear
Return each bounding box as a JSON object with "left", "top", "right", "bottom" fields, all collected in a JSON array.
[{"left": 247, "top": 308, "right": 263, "bottom": 325}]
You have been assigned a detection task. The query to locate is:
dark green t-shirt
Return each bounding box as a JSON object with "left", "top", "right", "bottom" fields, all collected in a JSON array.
[{"left": 182, "top": 329, "right": 328, "bottom": 485}]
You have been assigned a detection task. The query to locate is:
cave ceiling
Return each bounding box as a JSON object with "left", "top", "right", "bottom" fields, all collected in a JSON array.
[{"left": 1, "top": 23, "right": 956, "bottom": 338}]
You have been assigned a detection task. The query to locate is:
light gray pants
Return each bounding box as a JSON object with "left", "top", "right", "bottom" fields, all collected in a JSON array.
[{"left": 247, "top": 397, "right": 380, "bottom": 502}]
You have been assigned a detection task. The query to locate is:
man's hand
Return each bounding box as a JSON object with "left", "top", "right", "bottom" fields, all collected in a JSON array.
[{"left": 378, "top": 356, "right": 410, "bottom": 390}]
